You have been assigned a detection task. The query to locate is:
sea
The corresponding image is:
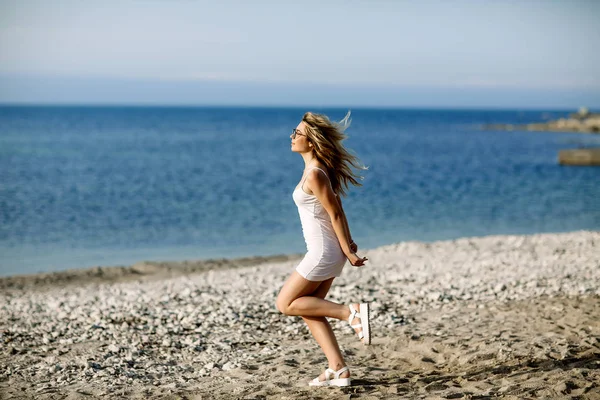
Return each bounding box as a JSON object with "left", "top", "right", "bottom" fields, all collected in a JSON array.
[{"left": 1, "top": 106, "right": 599, "bottom": 276}]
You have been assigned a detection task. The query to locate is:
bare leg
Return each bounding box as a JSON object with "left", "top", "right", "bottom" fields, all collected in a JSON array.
[
  {"left": 276, "top": 272, "right": 351, "bottom": 320},
  {"left": 276, "top": 272, "right": 364, "bottom": 381},
  {"left": 301, "top": 278, "right": 350, "bottom": 380}
]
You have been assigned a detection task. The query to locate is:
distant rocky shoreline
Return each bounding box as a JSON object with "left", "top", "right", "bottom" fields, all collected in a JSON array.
[
  {"left": 486, "top": 107, "right": 600, "bottom": 134},
  {"left": 485, "top": 107, "right": 600, "bottom": 166}
]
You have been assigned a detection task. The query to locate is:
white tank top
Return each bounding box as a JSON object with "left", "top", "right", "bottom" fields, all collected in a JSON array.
[{"left": 292, "top": 167, "right": 340, "bottom": 253}]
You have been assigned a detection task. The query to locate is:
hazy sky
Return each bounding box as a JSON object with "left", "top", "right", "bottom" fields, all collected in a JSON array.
[{"left": 1, "top": 0, "right": 599, "bottom": 108}]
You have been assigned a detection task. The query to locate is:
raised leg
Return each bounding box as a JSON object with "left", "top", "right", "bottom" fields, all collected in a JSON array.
[
  {"left": 276, "top": 272, "right": 365, "bottom": 341},
  {"left": 276, "top": 272, "right": 350, "bottom": 320}
]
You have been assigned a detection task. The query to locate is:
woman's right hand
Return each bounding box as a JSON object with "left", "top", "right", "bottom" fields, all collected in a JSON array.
[{"left": 347, "top": 252, "right": 368, "bottom": 267}]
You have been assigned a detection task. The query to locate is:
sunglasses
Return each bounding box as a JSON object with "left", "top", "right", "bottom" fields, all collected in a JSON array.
[{"left": 291, "top": 128, "right": 306, "bottom": 139}]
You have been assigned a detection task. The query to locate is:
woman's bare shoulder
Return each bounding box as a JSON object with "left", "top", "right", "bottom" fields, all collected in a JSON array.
[{"left": 305, "top": 167, "right": 331, "bottom": 189}]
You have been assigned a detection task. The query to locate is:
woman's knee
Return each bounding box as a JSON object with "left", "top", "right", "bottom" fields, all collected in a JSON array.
[
  {"left": 276, "top": 272, "right": 322, "bottom": 315},
  {"left": 275, "top": 293, "right": 291, "bottom": 315}
]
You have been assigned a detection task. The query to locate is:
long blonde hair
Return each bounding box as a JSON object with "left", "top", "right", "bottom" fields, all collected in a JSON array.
[{"left": 302, "top": 111, "right": 367, "bottom": 197}]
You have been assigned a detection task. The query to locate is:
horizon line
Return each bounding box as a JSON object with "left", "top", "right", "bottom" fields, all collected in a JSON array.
[{"left": 0, "top": 102, "right": 591, "bottom": 112}]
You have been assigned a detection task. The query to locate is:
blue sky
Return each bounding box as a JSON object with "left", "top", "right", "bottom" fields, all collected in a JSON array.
[{"left": 1, "top": 0, "right": 599, "bottom": 108}]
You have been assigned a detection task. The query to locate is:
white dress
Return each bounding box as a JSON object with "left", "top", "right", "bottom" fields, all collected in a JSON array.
[{"left": 292, "top": 167, "right": 347, "bottom": 281}]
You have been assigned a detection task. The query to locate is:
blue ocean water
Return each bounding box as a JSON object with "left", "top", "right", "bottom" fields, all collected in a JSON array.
[{"left": 1, "top": 106, "right": 599, "bottom": 276}]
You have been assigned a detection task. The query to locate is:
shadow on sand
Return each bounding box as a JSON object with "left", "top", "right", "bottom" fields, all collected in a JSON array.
[{"left": 340, "top": 352, "right": 599, "bottom": 398}]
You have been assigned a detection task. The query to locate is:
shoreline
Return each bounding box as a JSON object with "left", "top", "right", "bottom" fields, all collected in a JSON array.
[
  {"left": 1, "top": 229, "right": 599, "bottom": 399},
  {"left": 0, "top": 253, "right": 303, "bottom": 292},
  {"left": 1, "top": 228, "right": 596, "bottom": 292}
]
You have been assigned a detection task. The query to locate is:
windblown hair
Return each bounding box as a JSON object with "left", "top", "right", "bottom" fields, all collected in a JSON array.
[{"left": 302, "top": 111, "right": 367, "bottom": 197}]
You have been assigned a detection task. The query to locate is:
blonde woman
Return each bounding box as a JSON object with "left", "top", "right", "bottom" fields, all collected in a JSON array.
[{"left": 276, "top": 111, "right": 370, "bottom": 387}]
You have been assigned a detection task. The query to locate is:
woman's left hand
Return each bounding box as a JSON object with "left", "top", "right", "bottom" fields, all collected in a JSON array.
[{"left": 347, "top": 252, "right": 368, "bottom": 267}]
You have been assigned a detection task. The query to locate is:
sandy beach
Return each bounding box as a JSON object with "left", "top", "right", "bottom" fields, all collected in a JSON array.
[{"left": 1, "top": 230, "right": 599, "bottom": 399}]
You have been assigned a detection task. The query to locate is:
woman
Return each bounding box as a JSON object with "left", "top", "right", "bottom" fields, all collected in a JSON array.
[{"left": 276, "top": 111, "right": 370, "bottom": 387}]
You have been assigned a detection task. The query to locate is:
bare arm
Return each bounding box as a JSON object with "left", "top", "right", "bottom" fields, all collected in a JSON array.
[
  {"left": 336, "top": 195, "right": 356, "bottom": 251},
  {"left": 306, "top": 170, "right": 366, "bottom": 266}
]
